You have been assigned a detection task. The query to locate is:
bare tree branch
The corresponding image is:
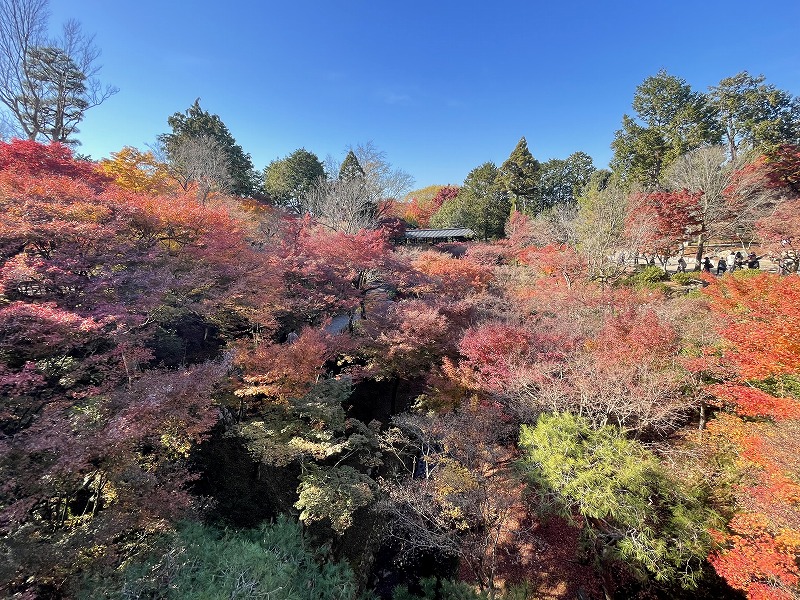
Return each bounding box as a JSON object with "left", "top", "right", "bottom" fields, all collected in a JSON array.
[
  {"left": 0, "top": 0, "right": 116, "bottom": 143},
  {"left": 168, "top": 135, "right": 233, "bottom": 203}
]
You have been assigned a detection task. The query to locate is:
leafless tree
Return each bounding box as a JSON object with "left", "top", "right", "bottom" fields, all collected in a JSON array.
[
  {"left": 0, "top": 0, "right": 47, "bottom": 139},
  {"left": 351, "top": 141, "right": 415, "bottom": 204},
  {"left": 0, "top": 0, "right": 116, "bottom": 143},
  {"left": 324, "top": 142, "right": 414, "bottom": 217},
  {"left": 303, "top": 176, "right": 378, "bottom": 234},
  {"left": 574, "top": 182, "right": 647, "bottom": 280},
  {"left": 168, "top": 135, "right": 233, "bottom": 204},
  {"left": 514, "top": 355, "right": 691, "bottom": 438},
  {"left": 663, "top": 145, "right": 774, "bottom": 261}
]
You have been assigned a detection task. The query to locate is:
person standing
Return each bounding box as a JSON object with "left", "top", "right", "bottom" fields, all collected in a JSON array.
[
  {"left": 677, "top": 256, "right": 687, "bottom": 273},
  {"left": 747, "top": 252, "right": 762, "bottom": 269},
  {"left": 716, "top": 257, "right": 728, "bottom": 275},
  {"left": 726, "top": 252, "right": 737, "bottom": 272}
]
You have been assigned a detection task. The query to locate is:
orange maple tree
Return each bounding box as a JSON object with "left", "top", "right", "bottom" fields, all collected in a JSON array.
[{"left": 702, "top": 273, "right": 800, "bottom": 599}]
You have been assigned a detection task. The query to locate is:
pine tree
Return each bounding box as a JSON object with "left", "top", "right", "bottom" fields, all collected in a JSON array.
[
  {"left": 338, "top": 149, "right": 365, "bottom": 182},
  {"left": 611, "top": 70, "right": 722, "bottom": 188},
  {"left": 497, "top": 136, "right": 541, "bottom": 214},
  {"left": 160, "top": 99, "right": 257, "bottom": 197}
]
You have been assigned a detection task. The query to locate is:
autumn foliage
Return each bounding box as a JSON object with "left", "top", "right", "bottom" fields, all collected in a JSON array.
[
  {"left": 625, "top": 189, "right": 702, "bottom": 258},
  {"left": 703, "top": 273, "right": 800, "bottom": 381},
  {"left": 0, "top": 139, "right": 270, "bottom": 594},
  {"left": 4, "top": 137, "right": 800, "bottom": 600},
  {"left": 702, "top": 274, "right": 800, "bottom": 599}
]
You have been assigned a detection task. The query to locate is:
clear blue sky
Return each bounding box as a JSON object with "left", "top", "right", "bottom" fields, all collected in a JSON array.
[{"left": 47, "top": 0, "right": 800, "bottom": 190}]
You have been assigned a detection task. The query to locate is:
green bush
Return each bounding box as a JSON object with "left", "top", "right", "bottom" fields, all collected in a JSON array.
[
  {"left": 393, "top": 577, "right": 488, "bottom": 600},
  {"left": 621, "top": 265, "right": 669, "bottom": 289},
  {"left": 80, "top": 515, "right": 358, "bottom": 600},
  {"left": 518, "top": 413, "right": 720, "bottom": 590},
  {"left": 732, "top": 267, "right": 765, "bottom": 280},
  {"left": 630, "top": 265, "right": 668, "bottom": 284},
  {"left": 670, "top": 271, "right": 699, "bottom": 285}
]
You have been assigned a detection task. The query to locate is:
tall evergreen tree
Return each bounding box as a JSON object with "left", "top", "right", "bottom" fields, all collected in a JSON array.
[
  {"left": 537, "top": 151, "right": 596, "bottom": 208},
  {"left": 611, "top": 70, "right": 722, "bottom": 188},
  {"left": 160, "top": 99, "right": 257, "bottom": 197},
  {"left": 338, "top": 149, "right": 365, "bottom": 182},
  {"left": 431, "top": 162, "right": 509, "bottom": 240},
  {"left": 496, "top": 136, "right": 541, "bottom": 214},
  {"left": 17, "top": 45, "right": 88, "bottom": 144},
  {"left": 710, "top": 71, "right": 800, "bottom": 161}
]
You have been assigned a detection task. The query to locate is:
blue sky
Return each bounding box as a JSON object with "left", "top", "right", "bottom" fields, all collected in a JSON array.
[{"left": 46, "top": 0, "right": 800, "bottom": 190}]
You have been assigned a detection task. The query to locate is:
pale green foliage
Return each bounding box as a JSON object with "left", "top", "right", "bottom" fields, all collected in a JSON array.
[
  {"left": 80, "top": 516, "right": 357, "bottom": 600},
  {"left": 625, "top": 265, "right": 669, "bottom": 287},
  {"left": 234, "top": 378, "right": 382, "bottom": 535},
  {"left": 234, "top": 378, "right": 356, "bottom": 467},
  {"left": 295, "top": 465, "right": 378, "bottom": 534},
  {"left": 518, "top": 412, "right": 718, "bottom": 590}
]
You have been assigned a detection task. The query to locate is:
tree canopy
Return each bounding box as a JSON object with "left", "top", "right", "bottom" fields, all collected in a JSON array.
[
  {"left": 431, "top": 161, "right": 510, "bottom": 240},
  {"left": 611, "top": 69, "right": 722, "bottom": 187},
  {"left": 496, "top": 136, "right": 541, "bottom": 214},
  {"left": 710, "top": 71, "right": 800, "bottom": 161},
  {"left": 160, "top": 99, "right": 257, "bottom": 197},
  {"left": 3, "top": 60, "right": 800, "bottom": 600},
  {"left": 263, "top": 147, "right": 325, "bottom": 212}
]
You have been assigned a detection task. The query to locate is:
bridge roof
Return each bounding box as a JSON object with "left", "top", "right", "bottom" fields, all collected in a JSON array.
[{"left": 404, "top": 228, "right": 475, "bottom": 240}]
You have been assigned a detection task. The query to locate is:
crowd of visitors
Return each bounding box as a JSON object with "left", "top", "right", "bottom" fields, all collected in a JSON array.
[
  {"left": 700, "top": 251, "right": 763, "bottom": 274},
  {"left": 645, "top": 248, "right": 796, "bottom": 275}
]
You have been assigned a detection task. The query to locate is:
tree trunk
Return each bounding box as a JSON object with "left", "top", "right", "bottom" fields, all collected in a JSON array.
[{"left": 694, "top": 234, "right": 705, "bottom": 271}]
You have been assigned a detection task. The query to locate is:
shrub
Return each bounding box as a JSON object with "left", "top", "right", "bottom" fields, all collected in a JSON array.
[
  {"left": 80, "top": 515, "right": 357, "bottom": 600},
  {"left": 671, "top": 271, "right": 699, "bottom": 285},
  {"left": 630, "top": 265, "right": 668, "bottom": 284}
]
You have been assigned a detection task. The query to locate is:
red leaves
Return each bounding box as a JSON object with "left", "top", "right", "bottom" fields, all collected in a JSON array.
[
  {"left": 0, "top": 141, "right": 261, "bottom": 588},
  {"left": 234, "top": 328, "right": 333, "bottom": 402},
  {"left": 357, "top": 299, "right": 456, "bottom": 382},
  {"left": 708, "top": 384, "right": 800, "bottom": 420},
  {"left": 0, "top": 138, "right": 109, "bottom": 189},
  {"left": 593, "top": 307, "right": 679, "bottom": 367},
  {"left": 402, "top": 185, "right": 458, "bottom": 227},
  {"left": 413, "top": 250, "right": 493, "bottom": 293},
  {"left": 702, "top": 272, "right": 800, "bottom": 598},
  {"left": 734, "top": 144, "right": 800, "bottom": 197},
  {"left": 703, "top": 273, "right": 800, "bottom": 380},
  {"left": 516, "top": 243, "right": 585, "bottom": 284},
  {"left": 757, "top": 197, "right": 800, "bottom": 262},
  {"left": 710, "top": 512, "right": 800, "bottom": 600},
  {"left": 704, "top": 415, "right": 800, "bottom": 599},
  {"left": 274, "top": 218, "right": 396, "bottom": 319},
  {"left": 625, "top": 189, "right": 703, "bottom": 257},
  {"left": 456, "top": 323, "right": 535, "bottom": 394}
]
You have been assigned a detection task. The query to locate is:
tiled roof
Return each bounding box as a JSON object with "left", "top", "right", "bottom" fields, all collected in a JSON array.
[{"left": 404, "top": 228, "right": 475, "bottom": 239}]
